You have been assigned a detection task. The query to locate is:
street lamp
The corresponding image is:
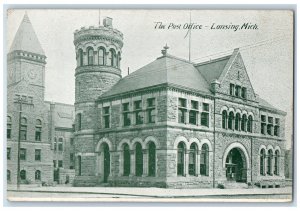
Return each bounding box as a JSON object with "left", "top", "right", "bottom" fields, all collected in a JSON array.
[{"left": 14, "top": 95, "right": 33, "bottom": 190}]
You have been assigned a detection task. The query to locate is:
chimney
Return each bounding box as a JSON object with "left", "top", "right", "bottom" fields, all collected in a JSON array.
[{"left": 103, "top": 17, "right": 113, "bottom": 28}]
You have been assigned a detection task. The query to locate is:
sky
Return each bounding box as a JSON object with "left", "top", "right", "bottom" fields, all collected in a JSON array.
[{"left": 6, "top": 9, "right": 293, "bottom": 148}]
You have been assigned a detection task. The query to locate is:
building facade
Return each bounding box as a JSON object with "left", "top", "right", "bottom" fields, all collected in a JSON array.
[
  {"left": 7, "top": 14, "right": 75, "bottom": 185},
  {"left": 73, "top": 18, "right": 286, "bottom": 188}
]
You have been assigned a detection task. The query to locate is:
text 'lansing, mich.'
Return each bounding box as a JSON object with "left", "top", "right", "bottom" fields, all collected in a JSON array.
[{"left": 154, "top": 22, "right": 258, "bottom": 31}]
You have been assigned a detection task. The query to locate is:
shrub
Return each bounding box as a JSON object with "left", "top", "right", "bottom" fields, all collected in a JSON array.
[{"left": 217, "top": 183, "right": 225, "bottom": 189}]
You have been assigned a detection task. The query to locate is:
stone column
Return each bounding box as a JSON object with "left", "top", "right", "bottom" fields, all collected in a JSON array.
[
  {"left": 130, "top": 150, "right": 135, "bottom": 176},
  {"left": 142, "top": 149, "right": 148, "bottom": 177}
]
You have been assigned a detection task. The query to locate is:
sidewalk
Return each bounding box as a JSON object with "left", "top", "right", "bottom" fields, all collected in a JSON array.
[{"left": 7, "top": 185, "right": 292, "bottom": 198}]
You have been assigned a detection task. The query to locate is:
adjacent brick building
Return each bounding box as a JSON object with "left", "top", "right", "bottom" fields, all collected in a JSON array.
[{"left": 73, "top": 18, "right": 287, "bottom": 188}]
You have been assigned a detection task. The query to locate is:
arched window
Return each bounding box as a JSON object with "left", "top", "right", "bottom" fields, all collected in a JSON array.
[
  {"left": 20, "top": 170, "right": 26, "bottom": 180},
  {"left": 98, "top": 48, "right": 105, "bottom": 65},
  {"left": 135, "top": 143, "right": 143, "bottom": 176},
  {"left": 247, "top": 115, "right": 253, "bottom": 133},
  {"left": 58, "top": 138, "right": 63, "bottom": 151},
  {"left": 108, "top": 49, "right": 116, "bottom": 67},
  {"left": 267, "top": 149, "right": 273, "bottom": 175},
  {"left": 117, "top": 52, "right": 121, "bottom": 68},
  {"left": 228, "top": 112, "right": 234, "bottom": 130},
  {"left": 20, "top": 117, "right": 27, "bottom": 140},
  {"left": 222, "top": 110, "right": 227, "bottom": 129},
  {"left": 123, "top": 144, "right": 130, "bottom": 176},
  {"left": 7, "top": 170, "right": 11, "bottom": 181},
  {"left": 148, "top": 142, "right": 156, "bottom": 176},
  {"left": 77, "top": 156, "right": 81, "bottom": 176},
  {"left": 235, "top": 113, "right": 241, "bottom": 131},
  {"left": 78, "top": 49, "right": 83, "bottom": 66},
  {"left": 241, "top": 114, "right": 247, "bottom": 132},
  {"left": 177, "top": 142, "right": 185, "bottom": 176},
  {"left": 189, "top": 143, "right": 197, "bottom": 176},
  {"left": 260, "top": 149, "right": 266, "bottom": 175},
  {"left": 274, "top": 150, "right": 280, "bottom": 175},
  {"left": 7, "top": 116, "right": 12, "bottom": 139},
  {"left": 87, "top": 47, "right": 94, "bottom": 65},
  {"left": 200, "top": 144, "right": 209, "bottom": 176},
  {"left": 35, "top": 119, "right": 42, "bottom": 141},
  {"left": 35, "top": 170, "right": 41, "bottom": 180}
]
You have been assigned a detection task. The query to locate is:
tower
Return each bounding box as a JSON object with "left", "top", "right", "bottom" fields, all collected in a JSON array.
[{"left": 73, "top": 17, "right": 123, "bottom": 184}]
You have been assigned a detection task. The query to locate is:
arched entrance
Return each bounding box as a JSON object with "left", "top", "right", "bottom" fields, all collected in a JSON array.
[
  {"left": 99, "top": 143, "right": 110, "bottom": 183},
  {"left": 225, "top": 148, "right": 247, "bottom": 182}
]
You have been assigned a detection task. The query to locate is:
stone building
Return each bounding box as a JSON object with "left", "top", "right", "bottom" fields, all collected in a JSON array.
[
  {"left": 73, "top": 18, "right": 287, "bottom": 188},
  {"left": 7, "top": 14, "right": 75, "bottom": 185}
]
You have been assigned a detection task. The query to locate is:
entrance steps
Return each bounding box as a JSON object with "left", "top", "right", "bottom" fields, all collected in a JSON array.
[{"left": 224, "top": 182, "right": 248, "bottom": 189}]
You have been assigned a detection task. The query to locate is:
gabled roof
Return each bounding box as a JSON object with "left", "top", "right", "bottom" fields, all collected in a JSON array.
[
  {"left": 100, "top": 54, "right": 211, "bottom": 98},
  {"left": 9, "top": 13, "right": 45, "bottom": 55}
]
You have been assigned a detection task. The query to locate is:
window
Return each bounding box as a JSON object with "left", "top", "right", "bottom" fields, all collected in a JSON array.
[
  {"left": 189, "top": 143, "right": 197, "bottom": 176},
  {"left": 230, "top": 83, "right": 235, "bottom": 96},
  {"left": 35, "top": 119, "right": 42, "bottom": 141},
  {"left": 148, "top": 142, "right": 156, "bottom": 176},
  {"left": 58, "top": 160, "right": 63, "bottom": 168},
  {"left": 7, "top": 116, "right": 12, "bottom": 139},
  {"left": 235, "top": 113, "right": 241, "bottom": 131},
  {"left": 178, "top": 98, "right": 187, "bottom": 124},
  {"left": 20, "top": 148, "right": 26, "bottom": 160},
  {"left": 109, "top": 49, "right": 117, "bottom": 67},
  {"left": 77, "top": 113, "right": 82, "bottom": 131},
  {"left": 123, "top": 103, "right": 131, "bottom": 126},
  {"left": 261, "top": 115, "right": 266, "bottom": 135},
  {"left": 267, "top": 149, "right": 273, "bottom": 175},
  {"left": 241, "top": 114, "right": 247, "bottom": 131},
  {"left": 241, "top": 87, "right": 247, "bottom": 99},
  {"left": 135, "top": 143, "right": 143, "bottom": 176},
  {"left": 77, "top": 156, "right": 81, "bottom": 176},
  {"left": 267, "top": 117, "right": 273, "bottom": 136},
  {"left": 20, "top": 170, "right": 26, "bottom": 180},
  {"left": 103, "top": 106, "right": 110, "bottom": 128},
  {"left": 200, "top": 144, "right": 209, "bottom": 176},
  {"left": 70, "top": 153, "right": 74, "bottom": 162},
  {"left": 235, "top": 85, "right": 241, "bottom": 97},
  {"left": 53, "top": 160, "right": 57, "bottom": 168},
  {"left": 35, "top": 149, "right": 41, "bottom": 161},
  {"left": 78, "top": 49, "right": 83, "bottom": 66},
  {"left": 147, "top": 98, "right": 156, "bottom": 123},
  {"left": 54, "top": 138, "right": 57, "bottom": 151},
  {"left": 123, "top": 144, "right": 130, "bottom": 176},
  {"left": 35, "top": 170, "right": 41, "bottom": 180},
  {"left": 20, "top": 117, "right": 27, "bottom": 140},
  {"left": 134, "top": 100, "right": 143, "bottom": 125},
  {"left": 222, "top": 110, "right": 227, "bottom": 129},
  {"left": 7, "top": 170, "right": 11, "bottom": 181},
  {"left": 98, "top": 48, "right": 105, "bottom": 65},
  {"left": 274, "top": 150, "right": 280, "bottom": 175},
  {"left": 7, "top": 148, "right": 11, "bottom": 160},
  {"left": 260, "top": 149, "right": 266, "bottom": 175},
  {"left": 247, "top": 115, "right": 253, "bottom": 133},
  {"left": 117, "top": 52, "right": 121, "bottom": 68},
  {"left": 189, "top": 100, "right": 198, "bottom": 125},
  {"left": 70, "top": 138, "right": 74, "bottom": 146},
  {"left": 274, "top": 118, "right": 280, "bottom": 136},
  {"left": 228, "top": 111, "right": 234, "bottom": 130},
  {"left": 58, "top": 138, "right": 63, "bottom": 151},
  {"left": 177, "top": 142, "right": 185, "bottom": 176},
  {"left": 201, "top": 103, "right": 209, "bottom": 127},
  {"left": 87, "top": 47, "right": 94, "bottom": 65}
]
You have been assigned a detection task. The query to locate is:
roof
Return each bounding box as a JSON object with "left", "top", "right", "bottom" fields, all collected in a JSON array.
[
  {"left": 101, "top": 54, "right": 211, "bottom": 98},
  {"left": 257, "top": 97, "right": 278, "bottom": 111},
  {"left": 9, "top": 13, "right": 45, "bottom": 55},
  {"left": 195, "top": 55, "right": 231, "bottom": 83}
]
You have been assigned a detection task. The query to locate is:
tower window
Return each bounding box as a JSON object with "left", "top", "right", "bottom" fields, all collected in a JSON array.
[
  {"left": 109, "top": 49, "right": 117, "bottom": 67},
  {"left": 35, "top": 119, "right": 42, "bottom": 141},
  {"left": 98, "top": 48, "right": 105, "bottom": 65},
  {"left": 7, "top": 116, "right": 12, "bottom": 139},
  {"left": 77, "top": 113, "right": 82, "bottom": 131},
  {"left": 87, "top": 47, "right": 94, "bottom": 65},
  {"left": 78, "top": 49, "right": 83, "bottom": 66}
]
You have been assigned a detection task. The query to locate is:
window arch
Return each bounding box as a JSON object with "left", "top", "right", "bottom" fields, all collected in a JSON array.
[
  {"left": 98, "top": 47, "right": 105, "bottom": 65},
  {"left": 200, "top": 143, "right": 209, "bottom": 176},
  {"left": 78, "top": 49, "right": 83, "bottom": 66},
  {"left": 267, "top": 149, "right": 273, "bottom": 175},
  {"left": 87, "top": 47, "right": 94, "bottom": 65},
  {"left": 20, "top": 170, "right": 26, "bottom": 180},
  {"left": 35, "top": 119, "right": 42, "bottom": 141},
  {"left": 177, "top": 142, "right": 186, "bottom": 176},
  {"left": 222, "top": 110, "right": 227, "bottom": 129},
  {"left": 123, "top": 143, "right": 130, "bottom": 176},
  {"left": 7, "top": 170, "right": 11, "bottom": 181},
  {"left": 7, "top": 116, "right": 12, "bottom": 139},
  {"left": 135, "top": 143, "right": 143, "bottom": 176},
  {"left": 247, "top": 115, "right": 253, "bottom": 133},
  {"left": 35, "top": 170, "right": 41, "bottom": 180},
  {"left": 274, "top": 150, "right": 280, "bottom": 175},
  {"left": 235, "top": 113, "right": 241, "bottom": 131},
  {"left": 260, "top": 148, "right": 266, "bottom": 175},
  {"left": 189, "top": 143, "right": 197, "bottom": 176},
  {"left": 241, "top": 114, "right": 247, "bottom": 132},
  {"left": 228, "top": 111, "right": 234, "bottom": 130},
  {"left": 20, "top": 117, "right": 27, "bottom": 140},
  {"left": 58, "top": 138, "right": 63, "bottom": 151},
  {"left": 148, "top": 142, "right": 156, "bottom": 176}
]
